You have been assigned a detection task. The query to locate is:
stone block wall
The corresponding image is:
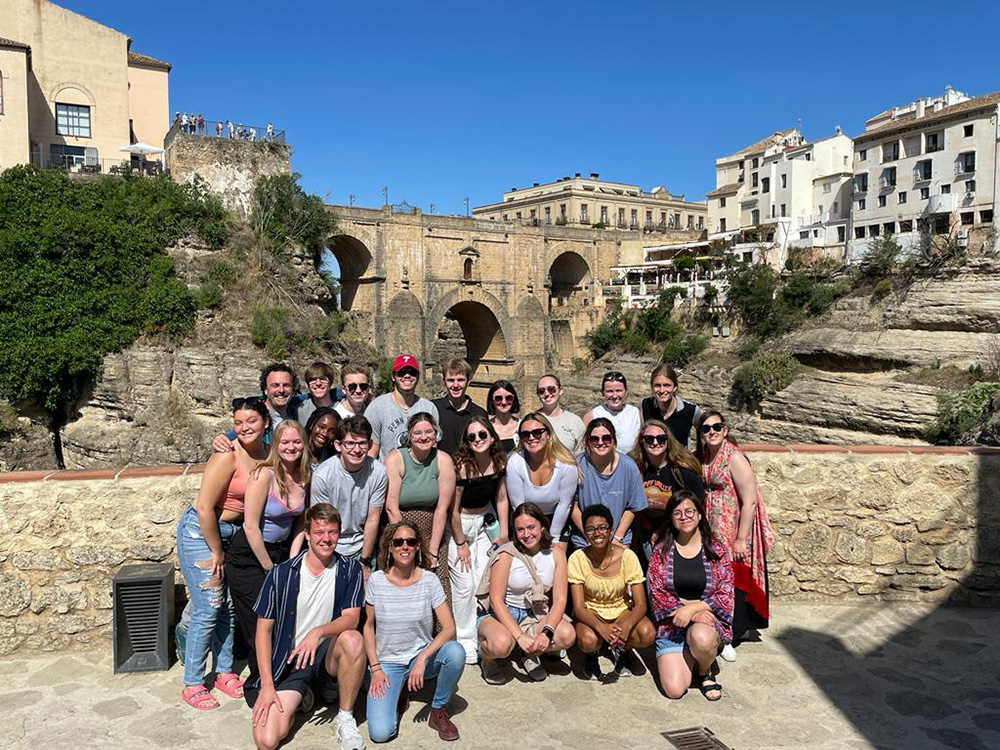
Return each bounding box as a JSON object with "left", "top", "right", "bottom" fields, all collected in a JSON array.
[{"left": 0, "top": 445, "right": 997, "bottom": 655}]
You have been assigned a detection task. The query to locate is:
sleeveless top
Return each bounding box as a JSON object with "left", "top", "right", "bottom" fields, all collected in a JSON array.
[
  {"left": 591, "top": 403, "right": 642, "bottom": 453},
  {"left": 260, "top": 476, "right": 306, "bottom": 543},
  {"left": 456, "top": 470, "right": 504, "bottom": 510},
  {"left": 399, "top": 448, "right": 440, "bottom": 509},
  {"left": 217, "top": 448, "right": 252, "bottom": 514},
  {"left": 640, "top": 396, "right": 698, "bottom": 447}
]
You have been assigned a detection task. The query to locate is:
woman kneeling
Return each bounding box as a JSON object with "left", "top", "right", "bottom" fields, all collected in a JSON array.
[
  {"left": 648, "top": 489, "right": 734, "bottom": 701},
  {"left": 477, "top": 503, "right": 576, "bottom": 684},
  {"left": 569, "top": 504, "right": 655, "bottom": 680}
]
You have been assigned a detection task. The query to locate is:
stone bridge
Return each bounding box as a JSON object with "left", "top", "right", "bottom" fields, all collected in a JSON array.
[{"left": 325, "top": 205, "right": 701, "bottom": 388}]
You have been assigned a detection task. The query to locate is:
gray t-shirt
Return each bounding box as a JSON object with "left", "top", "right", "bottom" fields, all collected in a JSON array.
[
  {"left": 365, "top": 570, "right": 445, "bottom": 664},
  {"left": 310, "top": 456, "right": 388, "bottom": 556},
  {"left": 545, "top": 409, "right": 585, "bottom": 452},
  {"left": 571, "top": 451, "right": 647, "bottom": 548},
  {"left": 365, "top": 393, "right": 439, "bottom": 460}
]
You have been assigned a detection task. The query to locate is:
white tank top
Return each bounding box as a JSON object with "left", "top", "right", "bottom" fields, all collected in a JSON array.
[
  {"left": 505, "top": 549, "right": 556, "bottom": 609},
  {"left": 591, "top": 403, "right": 641, "bottom": 453}
]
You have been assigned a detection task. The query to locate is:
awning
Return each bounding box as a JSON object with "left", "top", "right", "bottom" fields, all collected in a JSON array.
[{"left": 119, "top": 143, "right": 165, "bottom": 156}]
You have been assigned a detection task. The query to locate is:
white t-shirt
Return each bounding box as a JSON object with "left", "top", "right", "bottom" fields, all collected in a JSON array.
[
  {"left": 294, "top": 559, "right": 339, "bottom": 647},
  {"left": 505, "top": 548, "right": 556, "bottom": 609},
  {"left": 545, "top": 409, "right": 585, "bottom": 452},
  {"left": 591, "top": 403, "right": 642, "bottom": 454}
]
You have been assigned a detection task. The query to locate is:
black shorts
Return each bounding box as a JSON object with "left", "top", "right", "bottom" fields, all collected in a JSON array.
[{"left": 245, "top": 638, "right": 336, "bottom": 707}]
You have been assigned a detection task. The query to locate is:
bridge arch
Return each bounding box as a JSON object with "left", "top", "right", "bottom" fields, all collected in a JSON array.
[
  {"left": 326, "top": 233, "right": 374, "bottom": 311},
  {"left": 426, "top": 287, "right": 514, "bottom": 386},
  {"left": 547, "top": 250, "right": 593, "bottom": 312}
]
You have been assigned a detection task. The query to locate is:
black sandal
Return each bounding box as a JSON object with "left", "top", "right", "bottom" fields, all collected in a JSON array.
[{"left": 699, "top": 673, "right": 722, "bottom": 701}]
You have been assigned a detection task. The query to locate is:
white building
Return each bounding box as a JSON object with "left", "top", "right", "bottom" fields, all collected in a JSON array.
[
  {"left": 706, "top": 128, "right": 854, "bottom": 269},
  {"left": 847, "top": 87, "right": 999, "bottom": 262}
]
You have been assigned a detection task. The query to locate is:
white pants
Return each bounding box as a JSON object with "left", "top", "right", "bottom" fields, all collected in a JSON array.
[{"left": 448, "top": 509, "right": 493, "bottom": 662}]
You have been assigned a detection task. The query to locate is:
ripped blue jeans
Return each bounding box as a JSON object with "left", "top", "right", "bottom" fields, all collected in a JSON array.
[{"left": 176, "top": 506, "right": 240, "bottom": 686}]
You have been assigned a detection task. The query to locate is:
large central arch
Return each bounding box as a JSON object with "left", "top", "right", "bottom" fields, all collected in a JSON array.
[{"left": 325, "top": 234, "right": 373, "bottom": 311}]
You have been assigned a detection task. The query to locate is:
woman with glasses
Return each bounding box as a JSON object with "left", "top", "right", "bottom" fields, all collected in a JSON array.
[
  {"left": 583, "top": 371, "right": 642, "bottom": 453},
  {"left": 385, "top": 412, "right": 456, "bottom": 602},
  {"left": 570, "top": 419, "right": 647, "bottom": 553},
  {"left": 630, "top": 419, "right": 704, "bottom": 562},
  {"left": 648, "top": 489, "right": 733, "bottom": 701},
  {"left": 364, "top": 522, "right": 465, "bottom": 742},
  {"left": 569, "top": 504, "right": 655, "bottom": 680},
  {"left": 335, "top": 365, "right": 373, "bottom": 419},
  {"left": 505, "top": 412, "right": 579, "bottom": 547},
  {"left": 177, "top": 398, "right": 270, "bottom": 710},
  {"left": 304, "top": 406, "right": 341, "bottom": 467},
  {"left": 640, "top": 364, "right": 702, "bottom": 448},
  {"left": 447, "top": 417, "right": 510, "bottom": 663},
  {"left": 487, "top": 379, "right": 521, "bottom": 453},
  {"left": 697, "top": 410, "right": 774, "bottom": 662}
]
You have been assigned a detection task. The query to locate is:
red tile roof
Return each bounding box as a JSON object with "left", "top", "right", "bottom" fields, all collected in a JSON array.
[
  {"left": 128, "top": 50, "right": 171, "bottom": 71},
  {"left": 858, "top": 90, "right": 1000, "bottom": 139}
]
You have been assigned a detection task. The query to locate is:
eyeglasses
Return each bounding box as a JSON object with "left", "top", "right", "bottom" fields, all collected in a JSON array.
[
  {"left": 345, "top": 382, "right": 370, "bottom": 393},
  {"left": 395, "top": 368, "right": 419, "bottom": 378},
  {"left": 584, "top": 524, "right": 611, "bottom": 534},
  {"left": 602, "top": 371, "right": 627, "bottom": 385},
  {"left": 341, "top": 439, "right": 369, "bottom": 450},
  {"left": 464, "top": 430, "right": 490, "bottom": 443},
  {"left": 536, "top": 385, "right": 558, "bottom": 396},
  {"left": 392, "top": 537, "right": 419, "bottom": 548},
  {"left": 518, "top": 427, "right": 547, "bottom": 441},
  {"left": 493, "top": 394, "right": 514, "bottom": 404},
  {"left": 232, "top": 396, "right": 263, "bottom": 409},
  {"left": 700, "top": 422, "right": 725, "bottom": 434},
  {"left": 588, "top": 434, "right": 613, "bottom": 445},
  {"left": 671, "top": 509, "right": 698, "bottom": 520},
  {"left": 642, "top": 434, "right": 669, "bottom": 446}
]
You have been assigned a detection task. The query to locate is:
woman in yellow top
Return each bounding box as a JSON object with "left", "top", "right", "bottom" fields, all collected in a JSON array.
[{"left": 568, "top": 504, "right": 655, "bottom": 680}]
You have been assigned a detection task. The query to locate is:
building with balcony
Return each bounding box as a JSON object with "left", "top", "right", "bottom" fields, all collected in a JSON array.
[
  {"left": 847, "top": 87, "right": 999, "bottom": 262},
  {"left": 472, "top": 172, "right": 707, "bottom": 233},
  {"left": 0, "top": 0, "right": 170, "bottom": 174},
  {"left": 707, "top": 127, "right": 854, "bottom": 269}
]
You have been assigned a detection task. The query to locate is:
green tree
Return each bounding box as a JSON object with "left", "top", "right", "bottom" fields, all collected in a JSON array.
[
  {"left": 0, "top": 166, "right": 220, "bottom": 463},
  {"left": 727, "top": 262, "right": 797, "bottom": 338},
  {"left": 251, "top": 173, "right": 335, "bottom": 253},
  {"left": 860, "top": 233, "right": 903, "bottom": 280}
]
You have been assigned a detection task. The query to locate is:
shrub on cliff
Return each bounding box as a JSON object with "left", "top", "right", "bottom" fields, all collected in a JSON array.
[
  {"left": 0, "top": 165, "right": 223, "bottom": 446},
  {"left": 732, "top": 349, "right": 801, "bottom": 402},
  {"left": 251, "top": 173, "right": 334, "bottom": 253},
  {"left": 925, "top": 381, "right": 1000, "bottom": 444}
]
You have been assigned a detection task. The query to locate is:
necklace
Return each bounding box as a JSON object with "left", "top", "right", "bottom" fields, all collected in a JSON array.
[{"left": 590, "top": 546, "right": 613, "bottom": 571}]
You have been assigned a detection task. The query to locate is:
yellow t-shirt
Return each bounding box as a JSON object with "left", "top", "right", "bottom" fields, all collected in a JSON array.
[{"left": 567, "top": 548, "right": 645, "bottom": 620}]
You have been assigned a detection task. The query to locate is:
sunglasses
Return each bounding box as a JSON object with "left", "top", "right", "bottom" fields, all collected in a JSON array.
[
  {"left": 602, "top": 371, "right": 626, "bottom": 384},
  {"left": 232, "top": 396, "right": 263, "bottom": 409},
  {"left": 642, "top": 434, "right": 669, "bottom": 446},
  {"left": 588, "top": 433, "right": 613, "bottom": 445},
  {"left": 518, "top": 427, "right": 547, "bottom": 441},
  {"left": 700, "top": 422, "right": 725, "bottom": 434},
  {"left": 392, "top": 537, "right": 419, "bottom": 548},
  {"left": 464, "top": 430, "right": 490, "bottom": 443},
  {"left": 536, "top": 385, "right": 558, "bottom": 396},
  {"left": 345, "top": 382, "right": 370, "bottom": 393},
  {"left": 395, "top": 368, "right": 419, "bottom": 378},
  {"left": 493, "top": 394, "right": 514, "bottom": 404}
]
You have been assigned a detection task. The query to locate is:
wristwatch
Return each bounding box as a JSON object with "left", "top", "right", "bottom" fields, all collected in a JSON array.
[{"left": 542, "top": 625, "right": 555, "bottom": 642}]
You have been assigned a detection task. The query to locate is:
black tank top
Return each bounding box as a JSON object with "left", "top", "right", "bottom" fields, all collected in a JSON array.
[
  {"left": 641, "top": 396, "right": 697, "bottom": 446},
  {"left": 456, "top": 470, "right": 504, "bottom": 509}
]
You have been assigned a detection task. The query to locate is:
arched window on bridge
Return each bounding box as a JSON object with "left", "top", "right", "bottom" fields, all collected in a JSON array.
[{"left": 463, "top": 257, "right": 473, "bottom": 281}]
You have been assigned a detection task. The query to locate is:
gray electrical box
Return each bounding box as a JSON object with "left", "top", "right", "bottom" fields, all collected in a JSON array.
[{"left": 112, "top": 563, "right": 174, "bottom": 674}]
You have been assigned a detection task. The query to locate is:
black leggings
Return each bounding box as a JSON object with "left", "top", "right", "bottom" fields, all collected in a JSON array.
[{"left": 225, "top": 529, "right": 289, "bottom": 665}]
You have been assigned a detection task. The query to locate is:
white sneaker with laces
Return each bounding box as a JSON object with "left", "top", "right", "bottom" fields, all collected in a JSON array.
[
  {"left": 335, "top": 713, "right": 366, "bottom": 750},
  {"left": 720, "top": 643, "right": 737, "bottom": 662}
]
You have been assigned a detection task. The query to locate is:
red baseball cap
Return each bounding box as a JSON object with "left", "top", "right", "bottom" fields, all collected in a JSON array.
[{"left": 392, "top": 354, "right": 420, "bottom": 372}]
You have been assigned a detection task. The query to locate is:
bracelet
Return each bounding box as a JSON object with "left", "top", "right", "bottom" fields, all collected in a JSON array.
[
  {"left": 370, "top": 663, "right": 383, "bottom": 672},
  {"left": 456, "top": 539, "right": 468, "bottom": 547}
]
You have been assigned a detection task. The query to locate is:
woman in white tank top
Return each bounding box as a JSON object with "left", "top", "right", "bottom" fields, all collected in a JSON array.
[{"left": 583, "top": 371, "right": 641, "bottom": 453}]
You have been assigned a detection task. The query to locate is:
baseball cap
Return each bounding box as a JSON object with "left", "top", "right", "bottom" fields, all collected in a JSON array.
[{"left": 392, "top": 354, "right": 420, "bottom": 372}]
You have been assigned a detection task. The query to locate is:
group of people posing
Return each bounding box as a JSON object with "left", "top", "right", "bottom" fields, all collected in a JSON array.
[{"left": 176, "top": 355, "right": 774, "bottom": 749}]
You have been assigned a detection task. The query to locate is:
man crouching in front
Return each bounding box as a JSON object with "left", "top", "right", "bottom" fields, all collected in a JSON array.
[{"left": 247, "top": 503, "right": 367, "bottom": 750}]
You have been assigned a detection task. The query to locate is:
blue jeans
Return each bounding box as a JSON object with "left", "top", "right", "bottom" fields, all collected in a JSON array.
[
  {"left": 176, "top": 506, "right": 240, "bottom": 686},
  {"left": 366, "top": 641, "right": 465, "bottom": 743}
]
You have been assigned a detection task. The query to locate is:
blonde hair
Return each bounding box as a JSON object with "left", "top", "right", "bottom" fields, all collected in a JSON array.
[
  {"left": 518, "top": 412, "right": 580, "bottom": 480},
  {"left": 252, "top": 420, "right": 312, "bottom": 499},
  {"left": 630, "top": 418, "right": 701, "bottom": 475}
]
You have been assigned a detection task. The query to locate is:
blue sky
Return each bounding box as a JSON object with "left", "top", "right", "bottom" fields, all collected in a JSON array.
[{"left": 69, "top": 0, "right": 1000, "bottom": 214}]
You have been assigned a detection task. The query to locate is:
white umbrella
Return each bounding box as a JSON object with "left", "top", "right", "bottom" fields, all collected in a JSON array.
[{"left": 118, "top": 143, "right": 165, "bottom": 156}]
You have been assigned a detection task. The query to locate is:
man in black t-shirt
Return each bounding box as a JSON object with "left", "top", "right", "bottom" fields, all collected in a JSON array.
[{"left": 432, "top": 358, "right": 487, "bottom": 455}]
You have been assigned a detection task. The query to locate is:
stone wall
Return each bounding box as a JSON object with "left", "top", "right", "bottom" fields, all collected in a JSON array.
[{"left": 0, "top": 445, "right": 997, "bottom": 655}]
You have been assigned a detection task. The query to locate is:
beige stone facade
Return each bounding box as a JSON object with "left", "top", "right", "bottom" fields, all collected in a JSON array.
[
  {"left": 473, "top": 172, "right": 707, "bottom": 234},
  {"left": 0, "top": 444, "right": 996, "bottom": 655},
  {"left": 0, "top": 0, "right": 170, "bottom": 174}
]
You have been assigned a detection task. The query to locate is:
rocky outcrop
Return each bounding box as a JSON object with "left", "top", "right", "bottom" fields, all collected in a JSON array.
[
  {"left": 883, "top": 276, "right": 1000, "bottom": 333},
  {"left": 782, "top": 328, "right": 994, "bottom": 370}
]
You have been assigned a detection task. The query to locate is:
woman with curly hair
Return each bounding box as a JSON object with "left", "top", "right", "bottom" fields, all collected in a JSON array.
[{"left": 448, "top": 416, "right": 509, "bottom": 663}]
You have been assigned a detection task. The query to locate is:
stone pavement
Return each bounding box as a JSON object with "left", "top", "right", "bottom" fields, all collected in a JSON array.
[{"left": 2, "top": 602, "right": 998, "bottom": 750}]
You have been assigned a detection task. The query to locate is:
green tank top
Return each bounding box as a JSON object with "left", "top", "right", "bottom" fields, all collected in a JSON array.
[{"left": 399, "top": 447, "right": 440, "bottom": 509}]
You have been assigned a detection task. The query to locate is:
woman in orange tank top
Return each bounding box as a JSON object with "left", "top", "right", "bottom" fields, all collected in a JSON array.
[{"left": 176, "top": 398, "right": 270, "bottom": 710}]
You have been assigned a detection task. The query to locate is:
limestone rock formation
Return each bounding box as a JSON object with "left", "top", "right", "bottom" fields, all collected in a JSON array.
[{"left": 781, "top": 327, "right": 994, "bottom": 370}]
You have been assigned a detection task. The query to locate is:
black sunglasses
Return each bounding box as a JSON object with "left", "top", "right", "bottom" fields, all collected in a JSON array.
[
  {"left": 642, "top": 434, "right": 669, "bottom": 446},
  {"left": 588, "top": 433, "right": 613, "bottom": 445},
  {"left": 232, "top": 396, "right": 263, "bottom": 409},
  {"left": 464, "top": 430, "right": 490, "bottom": 443},
  {"left": 345, "top": 382, "right": 370, "bottom": 393},
  {"left": 700, "top": 422, "right": 726, "bottom": 434},
  {"left": 395, "top": 367, "right": 419, "bottom": 378},
  {"left": 392, "top": 537, "right": 419, "bottom": 548},
  {"left": 518, "top": 427, "right": 547, "bottom": 441},
  {"left": 602, "top": 371, "right": 627, "bottom": 385},
  {"left": 536, "top": 385, "right": 558, "bottom": 395}
]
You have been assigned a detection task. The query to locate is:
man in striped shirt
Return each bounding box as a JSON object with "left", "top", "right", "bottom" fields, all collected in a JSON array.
[{"left": 248, "top": 504, "right": 367, "bottom": 750}]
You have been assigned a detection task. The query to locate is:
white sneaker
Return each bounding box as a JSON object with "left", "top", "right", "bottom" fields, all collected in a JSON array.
[
  {"left": 720, "top": 644, "right": 736, "bottom": 662},
  {"left": 335, "top": 713, "right": 366, "bottom": 750}
]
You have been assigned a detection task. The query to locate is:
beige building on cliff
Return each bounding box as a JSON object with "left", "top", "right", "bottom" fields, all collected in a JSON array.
[
  {"left": 473, "top": 172, "right": 707, "bottom": 233},
  {"left": 0, "top": 0, "right": 170, "bottom": 173}
]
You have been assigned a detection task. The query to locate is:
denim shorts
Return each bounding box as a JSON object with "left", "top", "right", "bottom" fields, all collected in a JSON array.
[
  {"left": 655, "top": 634, "right": 686, "bottom": 656},
  {"left": 477, "top": 603, "right": 531, "bottom": 629}
]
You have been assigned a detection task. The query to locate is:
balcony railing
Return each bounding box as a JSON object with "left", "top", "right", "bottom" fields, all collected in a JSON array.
[
  {"left": 164, "top": 117, "right": 285, "bottom": 150},
  {"left": 30, "top": 152, "right": 166, "bottom": 177}
]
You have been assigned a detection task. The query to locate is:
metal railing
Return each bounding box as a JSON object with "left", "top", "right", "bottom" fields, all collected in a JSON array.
[
  {"left": 30, "top": 152, "right": 166, "bottom": 177},
  {"left": 164, "top": 117, "right": 285, "bottom": 149}
]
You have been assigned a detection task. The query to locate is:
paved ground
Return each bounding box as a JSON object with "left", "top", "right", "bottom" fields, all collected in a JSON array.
[{"left": 2, "top": 602, "right": 998, "bottom": 750}]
